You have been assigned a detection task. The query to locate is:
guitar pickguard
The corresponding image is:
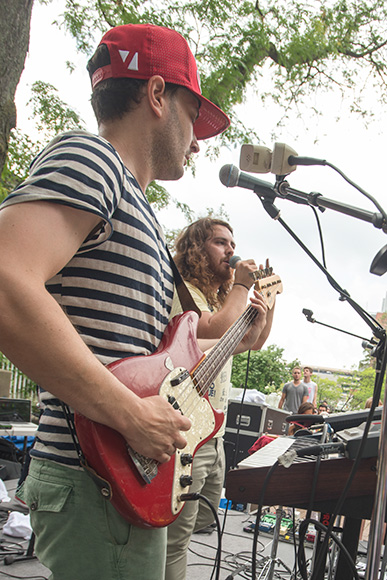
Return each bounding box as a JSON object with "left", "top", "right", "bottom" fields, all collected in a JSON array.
[{"left": 159, "top": 367, "right": 216, "bottom": 515}]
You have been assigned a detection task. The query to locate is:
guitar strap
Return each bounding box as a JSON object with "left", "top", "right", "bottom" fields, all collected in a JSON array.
[
  {"left": 166, "top": 245, "right": 202, "bottom": 318},
  {"left": 60, "top": 402, "right": 113, "bottom": 499}
]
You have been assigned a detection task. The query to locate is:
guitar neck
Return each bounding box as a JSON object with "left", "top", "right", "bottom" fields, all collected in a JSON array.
[
  {"left": 191, "top": 271, "right": 282, "bottom": 395},
  {"left": 192, "top": 304, "right": 257, "bottom": 393}
]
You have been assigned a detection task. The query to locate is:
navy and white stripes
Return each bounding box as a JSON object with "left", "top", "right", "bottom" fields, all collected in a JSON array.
[{"left": 1, "top": 131, "right": 174, "bottom": 466}]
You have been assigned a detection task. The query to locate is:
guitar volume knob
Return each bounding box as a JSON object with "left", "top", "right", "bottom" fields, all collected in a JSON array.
[
  {"left": 180, "top": 474, "right": 193, "bottom": 488},
  {"left": 180, "top": 453, "right": 193, "bottom": 466}
]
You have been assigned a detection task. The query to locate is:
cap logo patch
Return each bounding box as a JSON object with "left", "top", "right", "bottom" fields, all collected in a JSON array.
[
  {"left": 119, "top": 49, "right": 129, "bottom": 62},
  {"left": 119, "top": 49, "right": 139, "bottom": 71}
]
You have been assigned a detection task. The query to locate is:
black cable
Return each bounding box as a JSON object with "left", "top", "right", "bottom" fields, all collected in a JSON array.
[
  {"left": 229, "top": 349, "right": 252, "bottom": 472},
  {"left": 298, "top": 518, "right": 360, "bottom": 580},
  {"left": 309, "top": 205, "right": 327, "bottom": 268},
  {"left": 180, "top": 492, "right": 222, "bottom": 580},
  {"left": 288, "top": 155, "right": 387, "bottom": 223},
  {"left": 276, "top": 214, "right": 385, "bottom": 337},
  {"left": 323, "top": 159, "right": 387, "bottom": 223},
  {"left": 250, "top": 460, "right": 281, "bottom": 579},
  {"left": 309, "top": 341, "right": 387, "bottom": 580},
  {"left": 289, "top": 507, "right": 298, "bottom": 579}
]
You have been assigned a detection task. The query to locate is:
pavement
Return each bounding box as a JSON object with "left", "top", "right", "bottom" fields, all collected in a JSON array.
[
  {"left": 0, "top": 487, "right": 312, "bottom": 580},
  {"left": 0, "top": 484, "right": 377, "bottom": 580}
]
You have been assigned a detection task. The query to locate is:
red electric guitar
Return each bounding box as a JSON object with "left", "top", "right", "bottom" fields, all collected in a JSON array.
[{"left": 75, "top": 271, "right": 282, "bottom": 528}]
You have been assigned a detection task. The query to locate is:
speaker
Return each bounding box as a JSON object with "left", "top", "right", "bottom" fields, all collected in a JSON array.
[
  {"left": 226, "top": 400, "right": 264, "bottom": 434},
  {"left": 224, "top": 400, "right": 289, "bottom": 474},
  {"left": 224, "top": 429, "right": 259, "bottom": 474}
]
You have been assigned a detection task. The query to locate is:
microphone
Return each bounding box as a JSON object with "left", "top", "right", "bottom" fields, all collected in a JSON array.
[
  {"left": 240, "top": 143, "right": 298, "bottom": 175},
  {"left": 239, "top": 143, "right": 327, "bottom": 175},
  {"left": 220, "top": 164, "right": 311, "bottom": 215},
  {"left": 229, "top": 255, "right": 241, "bottom": 269},
  {"left": 229, "top": 255, "right": 274, "bottom": 283},
  {"left": 219, "top": 164, "right": 276, "bottom": 198}
]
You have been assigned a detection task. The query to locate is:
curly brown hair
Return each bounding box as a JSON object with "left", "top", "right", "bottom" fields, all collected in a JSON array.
[{"left": 173, "top": 218, "right": 234, "bottom": 309}]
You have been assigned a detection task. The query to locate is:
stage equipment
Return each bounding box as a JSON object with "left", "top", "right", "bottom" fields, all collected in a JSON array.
[
  {"left": 0, "top": 399, "right": 31, "bottom": 424},
  {"left": 224, "top": 400, "right": 288, "bottom": 473},
  {"left": 220, "top": 151, "right": 387, "bottom": 580},
  {"left": 302, "top": 308, "right": 375, "bottom": 342}
]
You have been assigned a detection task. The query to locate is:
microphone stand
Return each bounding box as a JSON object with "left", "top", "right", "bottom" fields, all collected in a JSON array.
[
  {"left": 249, "top": 176, "right": 387, "bottom": 580},
  {"left": 302, "top": 309, "right": 377, "bottom": 344}
]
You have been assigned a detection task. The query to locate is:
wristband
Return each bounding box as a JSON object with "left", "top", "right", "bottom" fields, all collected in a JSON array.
[{"left": 233, "top": 283, "right": 250, "bottom": 291}]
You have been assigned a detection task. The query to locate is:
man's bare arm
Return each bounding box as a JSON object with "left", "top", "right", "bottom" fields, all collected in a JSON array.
[{"left": 0, "top": 202, "right": 190, "bottom": 463}]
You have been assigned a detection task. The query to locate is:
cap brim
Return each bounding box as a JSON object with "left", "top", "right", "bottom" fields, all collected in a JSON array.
[{"left": 194, "top": 94, "right": 230, "bottom": 140}]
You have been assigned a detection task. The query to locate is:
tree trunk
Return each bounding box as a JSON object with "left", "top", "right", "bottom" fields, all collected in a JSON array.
[{"left": 0, "top": 0, "right": 34, "bottom": 175}]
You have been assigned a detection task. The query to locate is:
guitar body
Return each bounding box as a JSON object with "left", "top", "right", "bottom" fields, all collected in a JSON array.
[{"left": 74, "top": 311, "right": 224, "bottom": 529}]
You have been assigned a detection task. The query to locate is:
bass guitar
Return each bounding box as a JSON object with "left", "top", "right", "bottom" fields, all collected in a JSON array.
[{"left": 75, "top": 270, "right": 282, "bottom": 528}]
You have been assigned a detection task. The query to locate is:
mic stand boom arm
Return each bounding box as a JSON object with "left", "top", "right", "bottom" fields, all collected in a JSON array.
[
  {"left": 250, "top": 178, "right": 386, "bottom": 580},
  {"left": 247, "top": 176, "right": 385, "bottom": 339},
  {"left": 264, "top": 202, "right": 384, "bottom": 340},
  {"left": 276, "top": 179, "right": 387, "bottom": 232},
  {"left": 304, "top": 316, "right": 374, "bottom": 343}
]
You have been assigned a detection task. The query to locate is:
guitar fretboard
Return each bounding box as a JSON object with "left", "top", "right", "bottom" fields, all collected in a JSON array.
[{"left": 192, "top": 305, "right": 257, "bottom": 395}]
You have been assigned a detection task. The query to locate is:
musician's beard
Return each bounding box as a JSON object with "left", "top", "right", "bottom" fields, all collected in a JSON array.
[{"left": 211, "top": 263, "right": 234, "bottom": 287}]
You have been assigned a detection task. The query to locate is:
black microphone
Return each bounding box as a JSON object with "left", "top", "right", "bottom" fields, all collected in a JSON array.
[
  {"left": 229, "top": 255, "right": 272, "bottom": 283},
  {"left": 229, "top": 255, "right": 241, "bottom": 269},
  {"left": 219, "top": 164, "right": 311, "bottom": 215},
  {"left": 219, "top": 164, "right": 276, "bottom": 198}
]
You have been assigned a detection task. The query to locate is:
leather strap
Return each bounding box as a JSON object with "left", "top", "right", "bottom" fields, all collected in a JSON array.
[
  {"left": 61, "top": 402, "right": 112, "bottom": 499},
  {"left": 166, "top": 246, "right": 201, "bottom": 318}
]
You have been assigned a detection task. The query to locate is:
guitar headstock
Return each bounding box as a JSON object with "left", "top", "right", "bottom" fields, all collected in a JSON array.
[{"left": 252, "top": 267, "right": 283, "bottom": 310}]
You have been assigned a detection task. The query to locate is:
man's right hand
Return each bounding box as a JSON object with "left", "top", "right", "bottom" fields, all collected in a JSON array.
[{"left": 123, "top": 395, "right": 192, "bottom": 464}]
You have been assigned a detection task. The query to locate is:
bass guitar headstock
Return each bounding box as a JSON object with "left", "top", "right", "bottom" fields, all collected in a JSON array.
[{"left": 252, "top": 266, "right": 283, "bottom": 310}]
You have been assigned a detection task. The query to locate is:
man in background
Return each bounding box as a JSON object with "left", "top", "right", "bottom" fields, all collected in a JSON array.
[
  {"left": 318, "top": 402, "right": 330, "bottom": 417},
  {"left": 303, "top": 366, "right": 318, "bottom": 409},
  {"left": 165, "top": 218, "right": 276, "bottom": 580},
  {"left": 278, "top": 367, "right": 308, "bottom": 414}
]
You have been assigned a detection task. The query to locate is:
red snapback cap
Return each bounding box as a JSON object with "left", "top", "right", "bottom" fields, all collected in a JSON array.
[{"left": 91, "top": 24, "right": 230, "bottom": 140}]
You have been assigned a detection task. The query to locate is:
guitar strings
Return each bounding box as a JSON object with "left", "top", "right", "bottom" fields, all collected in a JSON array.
[{"left": 176, "top": 306, "right": 257, "bottom": 420}]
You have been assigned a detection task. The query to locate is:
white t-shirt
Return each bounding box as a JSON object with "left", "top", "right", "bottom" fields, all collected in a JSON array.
[{"left": 304, "top": 381, "right": 317, "bottom": 404}]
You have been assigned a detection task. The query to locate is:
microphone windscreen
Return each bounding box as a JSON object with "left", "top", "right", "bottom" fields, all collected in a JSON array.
[
  {"left": 229, "top": 255, "right": 241, "bottom": 269},
  {"left": 219, "top": 164, "right": 239, "bottom": 187}
]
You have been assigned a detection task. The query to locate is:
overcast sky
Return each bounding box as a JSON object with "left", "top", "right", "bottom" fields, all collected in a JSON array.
[{"left": 15, "top": 1, "right": 387, "bottom": 372}]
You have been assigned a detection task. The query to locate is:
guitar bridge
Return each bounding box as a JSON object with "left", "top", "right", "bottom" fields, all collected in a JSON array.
[{"left": 127, "top": 446, "right": 158, "bottom": 484}]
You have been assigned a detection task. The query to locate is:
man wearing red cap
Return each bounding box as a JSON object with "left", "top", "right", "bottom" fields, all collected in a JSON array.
[{"left": 0, "top": 23, "right": 266, "bottom": 580}]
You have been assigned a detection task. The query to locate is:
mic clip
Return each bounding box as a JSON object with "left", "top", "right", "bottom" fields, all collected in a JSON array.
[
  {"left": 276, "top": 179, "right": 325, "bottom": 211},
  {"left": 262, "top": 200, "right": 280, "bottom": 219}
]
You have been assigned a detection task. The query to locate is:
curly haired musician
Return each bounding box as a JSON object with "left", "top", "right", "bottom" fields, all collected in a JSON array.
[
  {"left": 0, "top": 25, "right": 268, "bottom": 580},
  {"left": 166, "top": 218, "right": 276, "bottom": 580}
]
